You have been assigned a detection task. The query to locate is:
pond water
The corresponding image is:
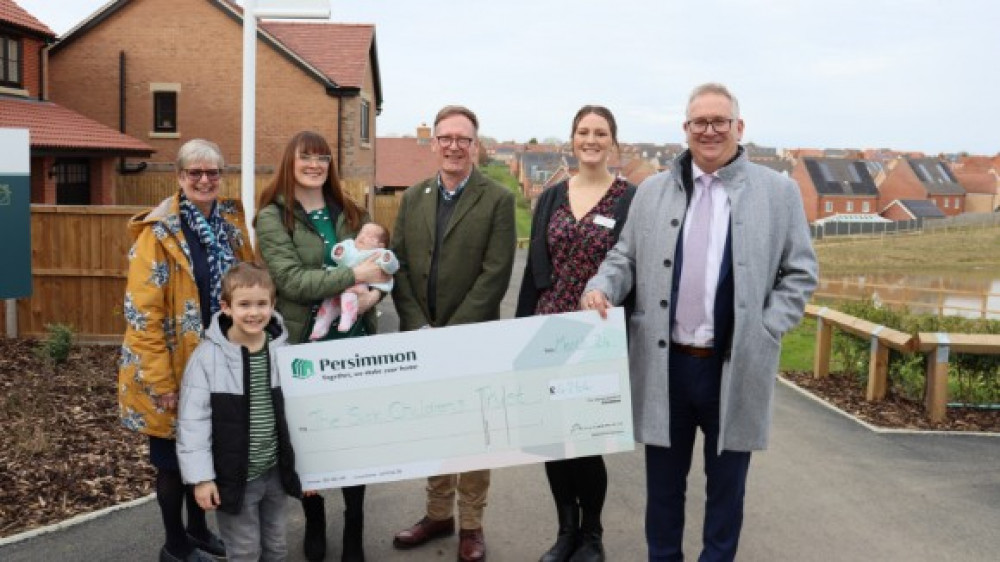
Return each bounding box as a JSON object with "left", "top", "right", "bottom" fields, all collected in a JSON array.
[{"left": 815, "top": 272, "right": 1000, "bottom": 319}]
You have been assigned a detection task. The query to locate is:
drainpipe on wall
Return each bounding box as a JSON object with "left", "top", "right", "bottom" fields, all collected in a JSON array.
[
  {"left": 118, "top": 51, "right": 146, "bottom": 175},
  {"left": 337, "top": 96, "right": 344, "bottom": 177}
]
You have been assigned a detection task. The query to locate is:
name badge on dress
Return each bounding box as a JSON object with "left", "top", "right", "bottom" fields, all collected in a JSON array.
[{"left": 593, "top": 215, "right": 616, "bottom": 229}]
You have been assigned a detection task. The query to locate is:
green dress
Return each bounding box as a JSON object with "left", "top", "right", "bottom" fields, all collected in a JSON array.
[{"left": 307, "top": 207, "right": 366, "bottom": 339}]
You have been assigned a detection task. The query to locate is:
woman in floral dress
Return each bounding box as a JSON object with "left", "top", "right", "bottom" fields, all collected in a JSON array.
[{"left": 516, "top": 106, "right": 636, "bottom": 562}]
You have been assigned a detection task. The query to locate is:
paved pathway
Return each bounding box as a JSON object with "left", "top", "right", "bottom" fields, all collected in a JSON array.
[{"left": 3, "top": 250, "right": 999, "bottom": 561}]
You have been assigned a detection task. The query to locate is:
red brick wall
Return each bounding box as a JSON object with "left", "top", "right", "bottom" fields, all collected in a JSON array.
[
  {"left": 17, "top": 36, "right": 44, "bottom": 97},
  {"left": 48, "top": 0, "right": 372, "bottom": 185},
  {"left": 929, "top": 194, "right": 964, "bottom": 217},
  {"left": 90, "top": 158, "right": 116, "bottom": 204},
  {"left": 29, "top": 156, "right": 57, "bottom": 203},
  {"left": 877, "top": 160, "right": 925, "bottom": 210},
  {"left": 337, "top": 62, "right": 376, "bottom": 186},
  {"left": 790, "top": 161, "right": 818, "bottom": 222},
  {"left": 814, "top": 196, "right": 878, "bottom": 218},
  {"left": 882, "top": 204, "right": 911, "bottom": 222}
]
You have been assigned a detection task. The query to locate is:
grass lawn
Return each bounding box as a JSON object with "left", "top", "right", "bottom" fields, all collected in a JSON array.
[
  {"left": 481, "top": 163, "right": 532, "bottom": 239},
  {"left": 779, "top": 317, "right": 817, "bottom": 372},
  {"left": 814, "top": 224, "right": 1000, "bottom": 275}
]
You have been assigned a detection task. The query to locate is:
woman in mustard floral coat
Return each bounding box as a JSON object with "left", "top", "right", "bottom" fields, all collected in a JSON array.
[{"left": 118, "top": 139, "right": 253, "bottom": 562}]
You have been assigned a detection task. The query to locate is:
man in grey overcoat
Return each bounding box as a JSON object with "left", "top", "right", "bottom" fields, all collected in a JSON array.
[{"left": 582, "top": 83, "right": 818, "bottom": 562}]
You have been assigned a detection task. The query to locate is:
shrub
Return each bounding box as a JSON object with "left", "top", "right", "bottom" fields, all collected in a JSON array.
[
  {"left": 827, "top": 300, "right": 1000, "bottom": 405},
  {"left": 35, "top": 323, "right": 75, "bottom": 364}
]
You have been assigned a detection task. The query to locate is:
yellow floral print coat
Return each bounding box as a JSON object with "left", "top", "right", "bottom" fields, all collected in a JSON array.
[{"left": 118, "top": 193, "right": 253, "bottom": 438}]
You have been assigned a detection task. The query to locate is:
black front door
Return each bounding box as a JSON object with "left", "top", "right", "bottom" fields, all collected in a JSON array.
[{"left": 54, "top": 159, "right": 91, "bottom": 205}]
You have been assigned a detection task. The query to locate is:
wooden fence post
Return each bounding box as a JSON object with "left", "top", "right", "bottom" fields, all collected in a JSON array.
[
  {"left": 924, "top": 333, "right": 950, "bottom": 423},
  {"left": 866, "top": 326, "right": 889, "bottom": 401},
  {"left": 813, "top": 310, "right": 832, "bottom": 379}
]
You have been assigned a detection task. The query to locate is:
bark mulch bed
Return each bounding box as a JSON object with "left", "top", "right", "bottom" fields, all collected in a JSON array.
[
  {"left": 781, "top": 370, "right": 1000, "bottom": 432},
  {"left": 0, "top": 339, "right": 153, "bottom": 539},
  {"left": 2, "top": 339, "right": 998, "bottom": 539}
]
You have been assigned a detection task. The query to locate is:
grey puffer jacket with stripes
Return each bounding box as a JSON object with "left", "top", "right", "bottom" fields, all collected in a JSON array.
[{"left": 177, "top": 310, "right": 302, "bottom": 514}]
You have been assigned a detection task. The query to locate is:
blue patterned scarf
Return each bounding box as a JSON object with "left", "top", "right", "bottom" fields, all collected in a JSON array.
[{"left": 179, "top": 194, "right": 236, "bottom": 315}]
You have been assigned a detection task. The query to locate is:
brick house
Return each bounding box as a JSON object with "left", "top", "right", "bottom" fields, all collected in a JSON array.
[
  {"left": 953, "top": 155, "right": 1000, "bottom": 213},
  {"left": 374, "top": 125, "right": 438, "bottom": 191},
  {"left": 881, "top": 199, "right": 946, "bottom": 222},
  {"left": 46, "top": 0, "right": 382, "bottom": 192},
  {"left": 0, "top": 0, "right": 152, "bottom": 204},
  {"left": 877, "top": 157, "right": 966, "bottom": 217},
  {"left": 518, "top": 151, "right": 563, "bottom": 200},
  {"left": 790, "top": 157, "right": 880, "bottom": 223}
]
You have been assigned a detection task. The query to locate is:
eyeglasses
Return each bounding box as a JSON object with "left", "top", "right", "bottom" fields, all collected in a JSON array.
[
  {"left": 685, "top": 118, "right": 734, "bottom": 134},
  {"left": 298, "top": 154, "right": 333, "bottom": 165},
  {"left": 435, "top": 136, "right": 474, "bottom": 149},
  {"left": 183, "top": 169, "right": 222, "bottom": 181}
]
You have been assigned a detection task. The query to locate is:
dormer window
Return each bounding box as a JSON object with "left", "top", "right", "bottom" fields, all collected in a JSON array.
[{"left": 0, "top": 34, "right": 21, "bottom": 88}]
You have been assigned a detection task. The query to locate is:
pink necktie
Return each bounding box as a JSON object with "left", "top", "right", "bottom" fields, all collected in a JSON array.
[{"left": 675, "top": 175, "right": 714, "bottom": 335}]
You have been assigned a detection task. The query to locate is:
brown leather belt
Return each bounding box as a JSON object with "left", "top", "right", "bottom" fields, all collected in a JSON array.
[{"left": 670, "top": 343, "right": 714, "bottom": 358}]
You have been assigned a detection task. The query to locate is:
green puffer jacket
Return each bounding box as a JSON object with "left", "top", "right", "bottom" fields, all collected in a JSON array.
[{"left": 256, "top": 195, "right": 377, "bottom": 344}]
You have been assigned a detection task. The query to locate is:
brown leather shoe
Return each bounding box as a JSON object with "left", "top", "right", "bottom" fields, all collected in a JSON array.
[
  {"left": 458, "top": 528, "right": 485, "bottom": 562},
  {"left": 392, "top": 516, "right": 455, "bottom": 549}
]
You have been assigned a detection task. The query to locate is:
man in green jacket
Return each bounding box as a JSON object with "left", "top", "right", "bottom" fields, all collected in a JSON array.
[{"left": 390, "top": 105, "right": 516, "bottom": 562}]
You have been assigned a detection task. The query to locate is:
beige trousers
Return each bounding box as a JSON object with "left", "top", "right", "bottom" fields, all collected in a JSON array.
[{"left": 425, "top": 469, "right": 490, "bottom": 529}]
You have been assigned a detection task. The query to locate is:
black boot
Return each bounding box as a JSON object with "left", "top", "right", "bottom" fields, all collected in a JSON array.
[
  {"left": 302, "top": 495, "right": 327, "bottom": 561},
  {"left": 540, "top": 503, "right": 579, "bottom": 562},
  {"left": 568, "top": 522, "right": 604, "bottom": 562},
  {"left": 341, "top": 510, "right": 365, "bottom": 562}
]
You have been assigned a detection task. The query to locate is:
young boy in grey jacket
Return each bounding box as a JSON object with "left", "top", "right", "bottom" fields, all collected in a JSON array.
[{"left": 178, "top": 263, "right": 302, "bottom": 561}]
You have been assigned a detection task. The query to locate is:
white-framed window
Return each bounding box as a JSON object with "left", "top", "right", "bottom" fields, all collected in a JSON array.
[
  {"left": 862, "top": 201, "right": 870, "bottom": 213},
  {"left": 954, "top": 198, "right": 961, "bottom": 209},
  {"left": 149, "top": 83, "right": 181, "bottom": 137},
  {"left": 153, "top": 92, "right": 177, "bottom": 132},
  {"left": 944, "top": 198, "right": 950, "bottom": 209},
  {"left": 824, "top": 201, "right": 833, "bottom": 212},
  {"left": 846, "top": 201, "right": 854, "bottom": 212}
]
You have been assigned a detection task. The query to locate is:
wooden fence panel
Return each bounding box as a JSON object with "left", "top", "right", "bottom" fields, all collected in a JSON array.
[
  {"left": 373, "top": 192, "right": 401, "bottom": 236},
  {"left": 116, "top": 173, "right": 372, "bottom": 217},
  {"left": 115, "top": 172, "right": 272, "bottom": 207},
  {"left": 341, "top": 178, "right": 369, "bottom": 209},
  {"left": 7, "top": 181, "right": 381, "bottom": 341},
  {"left": 14, "top": 206, "right": 143, "bottom": 343}
]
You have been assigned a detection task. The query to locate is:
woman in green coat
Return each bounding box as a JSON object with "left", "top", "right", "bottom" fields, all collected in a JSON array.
[{"left": 256, "top": 131, "right": 390, "bottom": 562}]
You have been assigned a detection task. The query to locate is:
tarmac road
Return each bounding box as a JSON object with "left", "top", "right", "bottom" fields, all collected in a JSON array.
[{"left": 3, "top": 250, "right": 999, "bottom": 561}]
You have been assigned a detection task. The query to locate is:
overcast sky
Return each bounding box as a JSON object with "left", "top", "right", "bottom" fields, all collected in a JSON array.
[{"left": 17, "top": 0, "right": 1000, "bottom": 155}]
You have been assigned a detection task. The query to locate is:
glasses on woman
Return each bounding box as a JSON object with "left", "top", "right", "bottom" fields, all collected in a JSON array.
[
  {"left": 298, "top": 153, "right": 333, "bottom": 165},
  {"left": 183, "top": 169, "right": 222, "bottom": 181}
]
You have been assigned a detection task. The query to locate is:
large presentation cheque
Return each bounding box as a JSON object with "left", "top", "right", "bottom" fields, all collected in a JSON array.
[{"left": 276, "top": 308, "right": 633, "bottom": 491}]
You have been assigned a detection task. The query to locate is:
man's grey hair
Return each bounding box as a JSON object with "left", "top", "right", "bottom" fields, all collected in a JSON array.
[
  {"left": 686, "top": 83, "right": 740, "bottom": 120},
  {"left": 176, "top": 138, "right": 225, "bottom": 170}
]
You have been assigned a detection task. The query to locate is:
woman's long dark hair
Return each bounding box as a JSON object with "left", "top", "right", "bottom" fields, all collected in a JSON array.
[{"left": 256, "top": 130, "right": 364, "bottom": 233}]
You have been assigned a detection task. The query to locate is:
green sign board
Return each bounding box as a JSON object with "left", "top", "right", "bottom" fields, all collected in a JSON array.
[{"left": 0, "top": 128, "right": 31, "bottom": 299}]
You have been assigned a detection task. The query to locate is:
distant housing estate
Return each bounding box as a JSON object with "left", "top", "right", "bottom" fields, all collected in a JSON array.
[{"left": 374, "top": 133, "right": 996, "bottom": 223}]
